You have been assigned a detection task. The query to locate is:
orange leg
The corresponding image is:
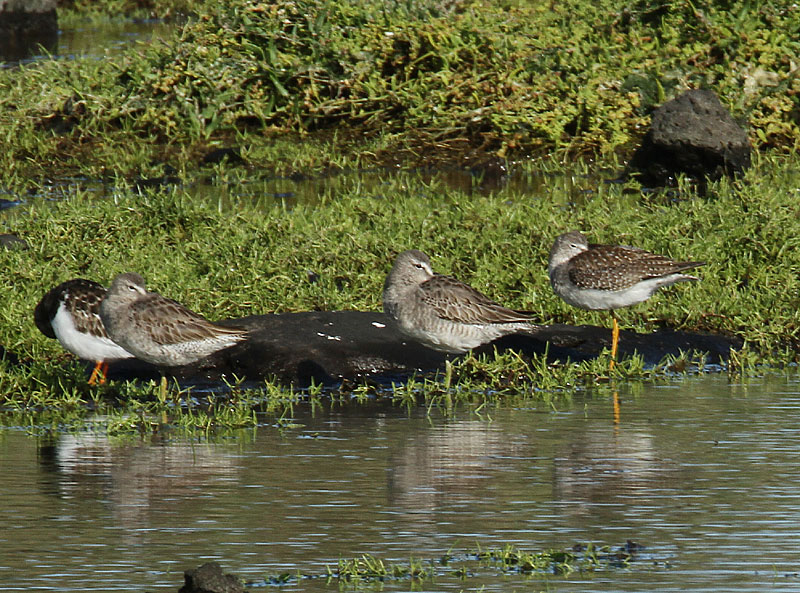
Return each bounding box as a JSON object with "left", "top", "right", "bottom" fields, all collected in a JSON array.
[
  {"left": 609, "top": 313, "right": 620, "bottom": 371},
  {"left": 612, "top": 391, "right": 621, "bottom": 425},
  {"left": 87, "top": 361, "right": 109, "bottom": 386}
]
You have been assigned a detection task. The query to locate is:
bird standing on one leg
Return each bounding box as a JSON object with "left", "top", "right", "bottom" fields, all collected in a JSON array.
[
  {"left": 383, "top": 249, "right": 537, "bottom": 353},
  {"left": 548, "top": 231, "right": 704, "bottom": 370}
]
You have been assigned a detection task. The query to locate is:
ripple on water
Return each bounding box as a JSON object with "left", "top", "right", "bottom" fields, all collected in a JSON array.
[{"left": 2, "top": 374, "right": 800, "bottom": 591}]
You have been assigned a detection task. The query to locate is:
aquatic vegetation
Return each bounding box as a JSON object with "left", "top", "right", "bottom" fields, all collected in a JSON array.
[
  {"left": 248, "top": 542, "right": 635, "bottom": 587},
  {"left": 327, "top": 554, "right": 432, "bottom": 585}
]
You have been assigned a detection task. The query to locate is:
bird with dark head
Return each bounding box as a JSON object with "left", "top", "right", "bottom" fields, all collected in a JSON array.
[{"left": 34, "top": 278, "right": 134, "bottom": 385}]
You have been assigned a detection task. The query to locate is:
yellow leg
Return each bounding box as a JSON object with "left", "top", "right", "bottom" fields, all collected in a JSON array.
[
  {"left": 612, "top": 391, "right": 621, "bottom": 425},
  {"left": 158, "top": 376, "right": 169, "bottom": 425},
  {"left": 609, "top": 314, "right": 620, "bottom": 371},
  {"left": 87, "top": 361, "right": 108, "bottom": 386},
  {"left": 159, "top": 375, "right": 168, "bottom": 403}
]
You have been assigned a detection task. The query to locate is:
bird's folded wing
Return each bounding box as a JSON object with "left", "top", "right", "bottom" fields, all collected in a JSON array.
[
  {"left": 420, "top": 275, "right": 531, "bottom": 324},
  {"left": 130, "top": 297, "right": 246, "bottom": 345}
]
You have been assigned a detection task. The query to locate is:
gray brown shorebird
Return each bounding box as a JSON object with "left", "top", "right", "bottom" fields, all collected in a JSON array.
[
  {"left": 99, "top": 273, "right": 247, "bottom": 369},
  {"left": 383, "top": 249, "right": 536, "bottom": 353},
  {"left": 34, "top": 279, "right": 134, "bottom": 385},
  {"left": 548, "top": 230, "right": 704, "bottom": 369}
]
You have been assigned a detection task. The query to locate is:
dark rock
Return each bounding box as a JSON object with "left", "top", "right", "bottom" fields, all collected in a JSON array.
[
  {"left": 0, "top": 233, "right": 27, "bottom": 250},
  {"left": 105, "top": 311, "right": 742, "bottom": 388},
  {"left": 0, "top": 0, "right": 57, "bottom": 63},
  {"left": 626, "top": 89, "right": 751, "bottom": 187},
  {"left": 108, "top": 311, "right": 450, "bottom": 387},
  {"left": 492, "top": 323, "right": 740, "bottom": 367},
  {"left": 179, "top": 562, "right": 245, "bottom": 593}
]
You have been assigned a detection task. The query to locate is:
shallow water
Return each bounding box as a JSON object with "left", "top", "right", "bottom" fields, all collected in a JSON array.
[
  {"left": 57, "top": 19, "right": 173, "bottom": 59},
  {"left": 2, "top": 162, "right": 604, "bottom": 220},
  {"left": 1, "top": 18, "right": 173, "bottom": 68},
  {"left": 2, "top": 373, "right": 800, "bottom": 591}
]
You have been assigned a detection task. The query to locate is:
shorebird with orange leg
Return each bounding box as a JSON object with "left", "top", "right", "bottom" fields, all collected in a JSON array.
[
  {"left": 548, "top": 231, "right": 704, "bottom": 371},
  {"left": 99, "top": 273, "right": 248, "bottom": 398},
  {"left": 34, "top": 279, "right": 134, "bottom": 385}
]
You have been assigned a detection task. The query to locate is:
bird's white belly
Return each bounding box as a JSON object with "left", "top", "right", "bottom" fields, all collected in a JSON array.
[
  {"left": 140, "top": 335, "right": 245, "bottom": 366},
  {"left": 400, "top": 315, "right": 515, "bottom": 354},
  {"left": 559, "top": 279, "right": 666, "bottom": 310},
  {"left": 52, "top": 304, "right": 133, "bottom": 361}
]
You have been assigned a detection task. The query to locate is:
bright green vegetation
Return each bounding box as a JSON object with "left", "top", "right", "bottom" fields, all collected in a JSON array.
[
  {"left": 58, "top": 0, "right": 196, "bottom": 21},
  {"left": 254, "top": 543, "right": 630, "bottom": 587},
  {"left": 1, "top": 0, "right": 799, "bottom": 429},
  {"left": 1, "top": 0, "right": 798, "bottom": 188},
  {"left": 0, "top": 151, "right": 797, "bottom": 427}
]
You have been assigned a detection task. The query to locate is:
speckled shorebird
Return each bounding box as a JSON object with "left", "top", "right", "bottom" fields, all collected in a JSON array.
[
  {"left": 383, "top": 249, "right": 536, "bottom": 353},
  {"left": 34, "top": 279, "right": 134, "bottom": 385},
  {"left": 548, "top": 230, "right": 705, "bottom": 368},
  {"left": 99, "top": 273, "right": 247, "bottom": 369}
]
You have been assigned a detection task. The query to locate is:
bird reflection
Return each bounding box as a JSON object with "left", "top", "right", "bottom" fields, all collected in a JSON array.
[
  {"left": 552, "top": 421, "right": 673, "bottom": 519},
  {"left": 49, "top": 424, "right": 239, "bottom": 541},
  {"left": 387, "top": 419, "right": 526, "bottom": 513}
]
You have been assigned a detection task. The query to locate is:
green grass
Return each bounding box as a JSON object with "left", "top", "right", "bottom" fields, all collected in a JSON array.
[
  {"left": 3, "top": 0, "right": 800, "bottom": 429},
  {"left": 57, "top": 0, "right": 196, "bottom": 22},
  {"left": 0, "top": 151, "right": 796, "bottom": 428},
  {"left": 6, "top": 153, "right": 800, "bottom": 360},
  {"left": 1, "top": 0, "right": 798, "bottom": 188}
]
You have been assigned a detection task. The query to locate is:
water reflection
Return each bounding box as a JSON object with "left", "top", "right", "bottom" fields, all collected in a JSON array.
[
  {"left": 48, "top": 430, "right": 239, "bottom": 537},
  {"left": 0, "top": 145, "right": 608, "bottom": 214},
  {"left": 3, "top": 375, "right": 800, "bottom": 592},
  {"left": 1, "top": 19, "right": 173, "bottom": 68},
  {"left": 387, "top": 419, "right": 527, "bottom": 513},
  {"left": 553, "top": 424, "right": 669, "bottom": 516}
]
